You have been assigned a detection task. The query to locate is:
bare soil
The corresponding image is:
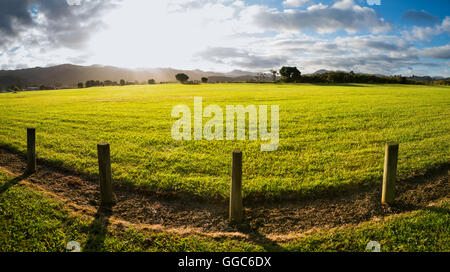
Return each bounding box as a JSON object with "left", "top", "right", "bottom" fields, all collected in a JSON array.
[{"left": 0, "top": 146, "right": 448, "bottom": 238}]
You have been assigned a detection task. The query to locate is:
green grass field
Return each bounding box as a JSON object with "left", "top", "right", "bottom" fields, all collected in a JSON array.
[{"left": 0, "top": 83, "right": 449, "bottom": 199}]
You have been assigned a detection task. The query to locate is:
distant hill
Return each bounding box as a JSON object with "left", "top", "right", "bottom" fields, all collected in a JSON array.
[
  {"left": 409, "top": 75, "right": 444, "bottom": 82},
  {"left": 311, "top": 69, "right": 346, "bottom": 75},
  {"left": 207, "top": 75, "right": 259, "bottom": 83},
  {"left": 312, "top": 69, "right": 333, "bottom": 75},
  {"left": 0, "top": 64, "right": 257, "bottom": 88}
]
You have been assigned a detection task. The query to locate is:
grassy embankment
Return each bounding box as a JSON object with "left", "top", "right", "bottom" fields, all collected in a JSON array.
[{"left": 1, "top": 171, "right": 448, "bottom": 252}]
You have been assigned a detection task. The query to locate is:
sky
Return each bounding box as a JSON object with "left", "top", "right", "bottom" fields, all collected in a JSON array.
[{"left": 0, "top": 0, "right": 449, "bottom": 76}]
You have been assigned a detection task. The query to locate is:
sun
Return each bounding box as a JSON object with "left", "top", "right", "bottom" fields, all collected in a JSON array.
[{"left": 87, "top": 0, "right": 237, "bottom": 70}]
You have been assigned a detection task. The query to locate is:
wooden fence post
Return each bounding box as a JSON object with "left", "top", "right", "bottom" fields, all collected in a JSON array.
[
  {"left": 26, "top": 128, "right": 36, "bottom": 174},
  {"left": 382, "top": 143, "right": 399, "bottom": 204},
  {"left": 229, "top": 149, "right": 243, "bottom": 223},
  {"left": 97, "top": 142, "right": 114, "bottom": 205}
]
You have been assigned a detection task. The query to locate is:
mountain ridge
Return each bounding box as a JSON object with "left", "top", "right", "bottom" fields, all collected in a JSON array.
[{"left": 0, "top": 64, "right": 258, "bottom": 88}]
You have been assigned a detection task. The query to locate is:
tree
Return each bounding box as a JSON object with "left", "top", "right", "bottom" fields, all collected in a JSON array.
[
  {"left": 255, "top": 73, "right": 267, "bottom": 82},
  {"left": 77, "top": 82, "right": 84, "bottom": 88},
  {"left": 201, "top": 77, "right": 208, "bottom": 83},
  {"left": 175, "top": 73, "right": 189, "bottom": 83},
  {"left": 270, "top": 70, "right": 278, "bottom": 82},
  {"left": 104, "top": 80, "right": 113, "bottom": 86},
  {"left": 148, "top": 79, "right": 156, "bottom": 84},
  {"left": 120, "top": 79, "right": 125, "bottom": 86},
  {"left": 279, "top": 66, "right": 301, "bottom": 82},
  {"left": 11, "top": 85, "right": 21, "bottom": 92},
  {"left": 85, "top": 80, "right": 103, "bottom": 88}
]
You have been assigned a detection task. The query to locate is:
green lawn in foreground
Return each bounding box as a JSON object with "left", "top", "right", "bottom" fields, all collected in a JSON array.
[
  {"left": 0, "top": 84, "right": 449, "bottom": 199},
  {"left": 282, "top": 203, "right": 449, "bottom": 252},
  {"left": 1, "top": 171, "right": 448, "bottom": 252}
]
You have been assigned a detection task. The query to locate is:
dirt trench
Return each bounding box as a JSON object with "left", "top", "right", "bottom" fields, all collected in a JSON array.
[{"left": 0, "top": 146, "right": 448, "bottom": 239}]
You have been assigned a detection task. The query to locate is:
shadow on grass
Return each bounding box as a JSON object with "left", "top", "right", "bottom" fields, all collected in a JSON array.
[
  {"left": 423, "top": 206, "right": 450, "bottom": 215},
  {"left": 0, "top": 143, "right": 221, "bottom": 204},
  {"left": 83, "top": 204, "right": 113, "bottom": 252},
  {"left": 272, "top": 82, "right": 377, "bottom": 87},
  {"left": 0, "top": 143, "right": 448, "bottom": 204},
  {"left": 233, "top": 222, "right": 286, "bottom": 252},
  {"left": 307, "top": 83, "right": 369, "bottom": 87},
  {"left": 0, "top": 173, "right": 31, "bottom": 194}
]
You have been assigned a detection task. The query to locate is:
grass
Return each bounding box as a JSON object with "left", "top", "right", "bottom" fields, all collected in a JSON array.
[
  {"left": 282, "top": 204, "right": 450, "bottom": 252},
  {"left": 0, "top": 83, "right": 449, "bottom": 200},
  {"left": 1, "top": 170, "right": 448, "bottom": 252}
]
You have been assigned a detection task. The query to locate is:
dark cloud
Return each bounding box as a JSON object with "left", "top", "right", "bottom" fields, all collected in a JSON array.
[
  {"left": 0, "top": 0, "right": 118, "bottom": 49},
  {"left": 197, "top": 47, "right": 287, "bottom": 69},
  {"left": 273, "top": 40, "right": 347, "bottom": 55},
  {"left": 420, "top": 45, "right": 450, "bottom": 59},
  {"left": 272, "top": 37, "right": 403, "bottom": 57},
  {"left": 272, "top": 40, "right": 316, "bottom": 48},
  {"left": 402, "top": 10, "right": 440, "bottom": 25},
  {"left": 358, "top": 40, "right": 400, "bottom": 51},
  {"left": 0, "top": 0, "right": 33, "bottom": 36}
]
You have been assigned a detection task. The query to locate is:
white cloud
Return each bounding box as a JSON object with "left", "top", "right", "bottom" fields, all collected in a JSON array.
[
  {"left": 403, "top": 16, "right": 450, "bottom": 41},
  {"left": 254, "top": 0, "right": 391, "bottom": 34},
  {"left": 307, "top": 3, "right": 328, "bottom": 11},
  {"left": 66, "top": 0, "right": 83, "bottom": 6},
  {"left": 367, "top": 0, "right": 381, "bottom": 6},
  {"left": 282, "top": 0, "right": 311, "bottom": 8},
  {"left": 442, "top": 17, "right": 450, "bottom": 32}
]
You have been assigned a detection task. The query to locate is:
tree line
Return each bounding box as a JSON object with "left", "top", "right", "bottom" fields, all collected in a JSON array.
[
  {"left": 174, "top": 67, "right": 450, "bottom": 85},
  {"left": 78, "top": 79, "right": 158, "bottom": 88},
  {"left": 276, "top": 66, "right": 450, "bottom": 85}
]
